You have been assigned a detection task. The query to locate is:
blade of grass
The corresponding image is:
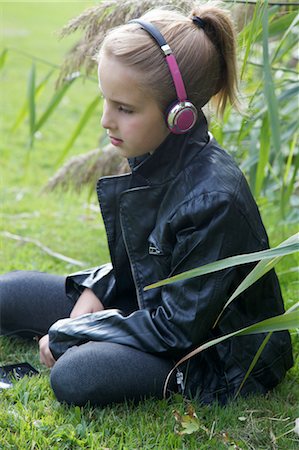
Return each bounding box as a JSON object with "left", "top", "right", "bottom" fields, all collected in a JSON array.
[{"left": 144, "top": 233, "right": 299, "bottom": 290}]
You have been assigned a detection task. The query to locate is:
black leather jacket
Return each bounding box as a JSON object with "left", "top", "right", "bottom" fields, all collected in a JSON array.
[{"left": 49, "top": 114, "right": 293, "bottom": 403}]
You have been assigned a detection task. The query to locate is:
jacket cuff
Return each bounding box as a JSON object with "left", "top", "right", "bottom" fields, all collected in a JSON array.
[{"left": 65, "top": 263, "right": 116, "bottom": 307}]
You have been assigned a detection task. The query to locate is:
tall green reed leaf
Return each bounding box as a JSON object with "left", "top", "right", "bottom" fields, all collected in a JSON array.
[
  {"left": 239, "top": 1, "right": 262, "bottom": 79},
  {"left": 11, "top": 69, "right": 54, "bottom": 132},
  {"left": 56, "top": 96, "right": 100, "bottom": 166},
  {"left": 145, "top": 233, "right": 299, "bottom": 291},
  {"left": 280, "top": 145, "right": 299, "bottom": 219},
  {"left": 234, "top": 299, "right": 299, "bottom": 398},
  {"left": 163, "top": 307, "right": 299, "bottom": 398},
  {"left": 34, "top": 77, "right": 76, "bottom": 132},
  {"left": 27, "top": 63, "right": 36, "bottom": 149},
  {"left": 268, "top": 10, "right": 298, "bottom": 40},
  {"left": 234, "top": 331, "right": 273, "bottom": 398},
  {"left": 249, "top": 82, "right": 299, "bottom": 124},
  {"left": 271, "top": 11, "right": 299, "bottom": 64},
  {"left": 212, "top": 234, "right": 298, "bottom": 327},
  {"left": 255, "top": 112, "right": 271, "bottom": 197},
  {"left": 0, "top": 48, "right": 8, "bottom": 70},
  {"left": 262, "top": 2, "right": 281, "bottom": 159}
]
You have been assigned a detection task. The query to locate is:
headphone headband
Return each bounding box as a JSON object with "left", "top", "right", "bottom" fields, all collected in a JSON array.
[
  {"left": 128, "top": 19, "right": 198, "bottom": 134},
  {"left": 129, "top": 19, "right": 187, "bottom": 102}
]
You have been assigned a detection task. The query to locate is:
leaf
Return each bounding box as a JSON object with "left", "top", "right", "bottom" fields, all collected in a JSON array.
[
  {"left": 234, "top": 302, "right": 299, "bottom": 399},
  {"left": 271, "top": 12, "right": 299, "bottom": 64},
  {"left": 280, "top": 135, "right": 298, "bottom": 218},
  {"left": 255, "top": 112, "right": 271, "bottom": 197},
  {"left": 268, "top": 11, "right": 298, "bottom": 39},
  {"left": 11, "top": 69, "right": 54, "bottom": 132},
  {"left": 173, "top": 406, "right": 206, "bottom": 436},
  {"left": 34, "top": 78, "right": 76, "bottom": 132},
  {"left": 56, "top": 96, "right": 100, "bottom": 166},
  {"left": 205, "top": 310, "right": 299, "bottom": 352},
  {"left": 0, "top": 48, "right": 8, "bottom": 70},
  {"left": 27, "top": 63, "right": 36, "bottom": 149},
  {"left": 262, "top": 2, "right": 281, "bottom": 158},
  {"left": 145, "top": 233, "right": 299, "bottom": 290},
  {"left": 163, "top": 307, "right": 299, "bottom": 398},
  {"left": 239, "top": 1, "right": 263, "bottom": 79},
  {"left": 234, "top": 332, "right": 273, "bottom": 398},
  {"left": 212, "top": 241, "right": 297, "bottom": 327}
]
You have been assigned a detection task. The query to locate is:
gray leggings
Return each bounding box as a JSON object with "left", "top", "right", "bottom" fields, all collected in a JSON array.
[{"left": 0, "top": 271, "right": 176, "bottom": 406}]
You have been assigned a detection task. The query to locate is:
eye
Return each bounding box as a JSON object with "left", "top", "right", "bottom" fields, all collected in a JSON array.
[{"left": 118, "top": 105, "right": 133, "bottom": 114}]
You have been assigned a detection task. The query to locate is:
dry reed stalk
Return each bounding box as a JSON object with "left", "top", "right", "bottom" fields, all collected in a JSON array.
[
  {"left": 45, "top": 145, "right": 129, "bottom": 192},
  {"left": 57, "top": 0, "right": 193, "bottom": 85}
]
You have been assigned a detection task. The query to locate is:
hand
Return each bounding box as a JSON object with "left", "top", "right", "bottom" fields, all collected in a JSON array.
[
  {"left": 39, "top": 334, "right": 56, "bottom": 368},
  {"left": 70, "top": 287, "right": 104, "bottom": 319}
]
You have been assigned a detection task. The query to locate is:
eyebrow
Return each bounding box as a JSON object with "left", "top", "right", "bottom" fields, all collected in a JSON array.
[
  {"left": 98, "top": 88, "right": 136, "bottom": 109},
  {"left": 113, "top": 99, "right": 135, "bottom": 108},
  {"left": 98, "top": 79, "right": 141, "bottom": 109}
]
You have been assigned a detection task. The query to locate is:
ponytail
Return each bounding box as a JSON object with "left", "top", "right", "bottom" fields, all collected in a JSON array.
[{"left": 190, "top": 3, "right": 240, "bottom": 114}]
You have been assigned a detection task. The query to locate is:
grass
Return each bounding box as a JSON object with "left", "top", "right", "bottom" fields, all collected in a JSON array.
[{"left": 0, "top": 1, "right": 298, "bottom": 449}]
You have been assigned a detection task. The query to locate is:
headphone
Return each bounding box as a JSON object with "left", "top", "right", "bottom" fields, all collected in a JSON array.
[{"left": 129, "top": 19, "right": 198, "bottom": 134}]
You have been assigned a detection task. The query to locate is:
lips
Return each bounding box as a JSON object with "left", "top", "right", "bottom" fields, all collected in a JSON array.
[{"left": 109, "top": 135, "right": 123, "bottom": 146}]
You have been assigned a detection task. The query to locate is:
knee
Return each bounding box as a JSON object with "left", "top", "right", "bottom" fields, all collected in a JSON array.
[
  {"left": 50, "top": 350, "right": 82, "bottom": 406},
  {"left": 0, "top": 272, "right": 15, "bottom": 332},
  {"left": 0, "top": 271, "right": 25, "bottom": 313},
  {"left": 0, "top": 272, "right": 11, "bottom": 305},
  {"left": 50, "top": 346, "right": 97, "bottom": 406}
]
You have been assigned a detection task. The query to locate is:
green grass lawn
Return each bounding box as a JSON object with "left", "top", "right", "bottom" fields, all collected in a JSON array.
[{"left": 0, "top": 1, "right": 298, "bottom": 449}]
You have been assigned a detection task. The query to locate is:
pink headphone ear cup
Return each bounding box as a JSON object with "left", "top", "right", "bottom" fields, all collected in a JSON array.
[{"left": 166, "top": 101, "right": 198, "bottom": 134}]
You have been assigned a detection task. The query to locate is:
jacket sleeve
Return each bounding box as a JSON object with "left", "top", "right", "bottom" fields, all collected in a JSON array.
[
  {"left": 65, "top": 263, "right": 116, "bottom": 308},
  {"left": 49, "top": 191, "right": 262, "bottom": 360}
]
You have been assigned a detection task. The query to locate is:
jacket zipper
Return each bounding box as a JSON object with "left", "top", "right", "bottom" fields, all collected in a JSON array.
[
  {"left": 148, "top": 243, "right": 163, "bottom": 255},
  {"left": 119, "top": 210, "right": 143, "bottom": 310},
  {"left": 176, "top": 369, "right": 185, "bottom": 394}
]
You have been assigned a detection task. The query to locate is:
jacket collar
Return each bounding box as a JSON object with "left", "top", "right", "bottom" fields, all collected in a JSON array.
[{"left": 128, "top": 110, "right": 210, "bottom": 186}]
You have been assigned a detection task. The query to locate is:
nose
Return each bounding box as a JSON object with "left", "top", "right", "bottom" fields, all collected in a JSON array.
[{"left": 101, "top": 100, "right": 114, "bottom": 130}]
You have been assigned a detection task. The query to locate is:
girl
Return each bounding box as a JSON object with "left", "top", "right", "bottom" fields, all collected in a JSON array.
[{"left": 0, "top": 3, "right": 293, "bottom": 406}]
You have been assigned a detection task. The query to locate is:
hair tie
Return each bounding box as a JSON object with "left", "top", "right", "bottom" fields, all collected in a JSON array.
[{"left": 192, "top": 16, "right": 206, "bottom": 30}]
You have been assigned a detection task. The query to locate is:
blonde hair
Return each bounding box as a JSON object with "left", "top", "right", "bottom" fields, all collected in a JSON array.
[{"left": 98, "top": 2, "right": 239, "bottom": 116}]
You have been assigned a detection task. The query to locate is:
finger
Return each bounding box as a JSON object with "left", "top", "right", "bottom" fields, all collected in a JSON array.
[
  {"left": 39, "top": 336, "right": 55, "bottom": 368},
  {"left": 46, "top": 352, "right": 56, "bottom": 368},
  {"left": 40, "top": 349, "right": 55, "bottom": 368}
]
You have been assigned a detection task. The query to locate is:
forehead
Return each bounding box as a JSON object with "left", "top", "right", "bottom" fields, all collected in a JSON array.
[{"left": 98, "top": 53, "right": 146, "bottom": 105}]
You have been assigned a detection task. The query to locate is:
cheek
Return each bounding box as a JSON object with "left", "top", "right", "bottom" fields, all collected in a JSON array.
[
  {"left": 125, "top": 120, "right": 140, "bottom": 139},
  {"left": 124, "top": 118, "right": 148, "bottom": 140}
]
